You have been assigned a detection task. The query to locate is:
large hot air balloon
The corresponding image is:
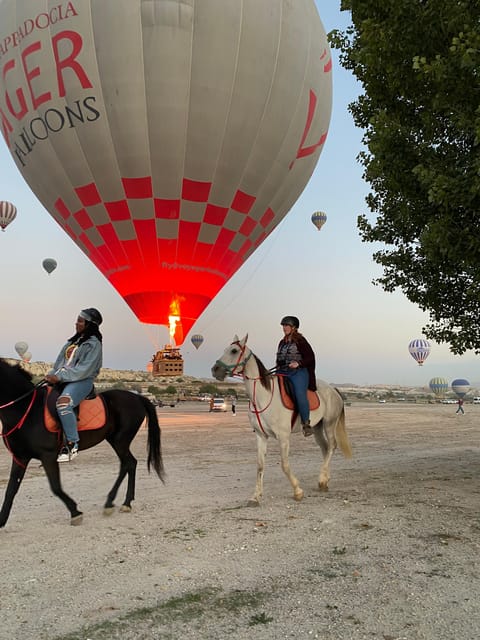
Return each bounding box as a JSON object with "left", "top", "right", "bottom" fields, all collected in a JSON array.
[
  {"left": 191, "top": 334, "right": 204, "bottom": 350},
  {"left": 451, "top": 379, "right": 470, "bottom": 398},
  {"left": 0, "top": 201, "right": 17, "bottom": 231},
  {"left": 429, "top": 377, "right": 448, "bottom": 398},
  {"left": 0, "top": 1, "right": 332, "bottom": 345},
  {"left": 408, "top": 339, "right": 431, "bottom": 366},
  {"left": 311, "top": 211, "right": 327, "bottom": 231},
  {"left": 42, "top": 258, "right": 57, "bottom": 274},
  {"left": 14, "top": 341, "right": 28, "bottom": 358}
]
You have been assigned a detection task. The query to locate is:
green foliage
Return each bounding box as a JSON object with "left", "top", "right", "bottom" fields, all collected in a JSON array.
[
  {"left": 330, "top": 0, "right": 480, "bottom": 354},
  {"left": 164, "top": 385, "right": 177, "bottom": 395},
  {"left": 198, "top": 383, "right": 219, "bottom": 395},
  {"left": 147, "top": 385, "right": 160, "bottom": 395}
]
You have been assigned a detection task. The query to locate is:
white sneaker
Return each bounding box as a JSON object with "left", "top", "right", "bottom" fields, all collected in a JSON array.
[
  {"left": 69, "top": 444, "right": 79, "bottom": 460},
  {"left": 57, "top": 448, "right": 69, "bottom": 463}
]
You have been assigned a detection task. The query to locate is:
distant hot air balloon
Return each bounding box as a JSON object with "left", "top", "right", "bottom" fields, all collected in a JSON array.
[
  {"left": 429, "top": 377, "right": 448, "bottom": 398},
  {"left": 42, "top": 258, "right": 58, "bottom": 274},
  {"left": 0, "top": 1, "right": 332, "bottom": 346},
  {"left": 22, "top": 351, "right": 32, "bottom": 363},
  {"left": 191, "top": 334, "right": 204, "bottom": 350},
  {"left": 311, "top": 211, "right": 327, "bottom": 231},
  {"left": 14, "top": 341, "right": 28, "bottom": 358},
  {"left": 451, "top": 379, "right": 470, "bottom": 398},
  {"left": 408, "top": 339, "right": 431, "bottom": 366},
  {"left": 0, "top": 201, "right": 17, "bottom": 231}
]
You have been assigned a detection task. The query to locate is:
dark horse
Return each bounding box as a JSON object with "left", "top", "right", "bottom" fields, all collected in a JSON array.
[{"left": 0, "top": 358, "right": 165, "bottom": 527}]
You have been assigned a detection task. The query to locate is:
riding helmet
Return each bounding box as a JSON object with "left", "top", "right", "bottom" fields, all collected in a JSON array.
[
  {"left": 80, "top": 308, "right": 103, "bottom": 325},
  {"left": 280, "top": 316, "right": 300, "bottom": 329}
]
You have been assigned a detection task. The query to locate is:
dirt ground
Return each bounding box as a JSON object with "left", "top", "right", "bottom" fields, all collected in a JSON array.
[{"left": 0, "top": 401, "right": 479, "bottom": 640}]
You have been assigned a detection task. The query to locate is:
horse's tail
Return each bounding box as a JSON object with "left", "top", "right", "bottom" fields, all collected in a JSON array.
[
  {"left": 334, "top": 394, "right": 352, "bottom": 459},
  {"left": 140, "top": 396, "right": 166, "bottom": 483}
]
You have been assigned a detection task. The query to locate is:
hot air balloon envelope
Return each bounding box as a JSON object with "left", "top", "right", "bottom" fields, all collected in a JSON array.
[
  {"left": 429, "top": 377, "right": 448, "bottom": 398},
  {"left": 0, "top": 1, "right": 332, "bottom": 345},
  {"left": 42, "top": 258, "right": 58, "bottom": 274},
  {"left": 14, "top": 341, "right": 28, "bottom": 358},
  {"left": 408, "top": 339, "right": 431, "bottom": 366},
  {"left": 451, "top": 379, "right": 470, "bottom": 398},
  {"left": 191, "top": 334, "right": 204, "bottom": 350},
  {"left": 0, "top": 201, "right": 17, "bottom": 231},
  {"left": 311, "top": 211, "right": 327, "bottom": 231},
  {"left": 22, "top": 351, "right": 32, "bottom": 363}
]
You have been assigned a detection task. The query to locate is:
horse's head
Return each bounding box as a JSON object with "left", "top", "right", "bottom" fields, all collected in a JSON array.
[{"left": 211, "top": 334, "right": 251, "bottom": 380}]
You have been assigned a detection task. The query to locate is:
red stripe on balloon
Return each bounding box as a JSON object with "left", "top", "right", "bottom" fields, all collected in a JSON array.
[
  {"left": 105, "top": 200, "right": 131, "bottom": 221},
  {"left": 74, "top": 208, "right": 94, "bottom": 230},
  {"left": 231, "top": 189, "right": 256, "bottom": 214},
  {"left": 97, "top": 223, "right": 129, "bottom": 265},
  {"left": 203, "top": 203, "right": 228, "bottom": 225},
  {"left": 122, "top": 177, "right": 153, "bottom": 199},
  {"left": 157, "top": 238, "right": 177, "bottom": 264},
  {"left": 75, "top": 183, "right": 102, "bottom": 206},
  {"left": 182, "top": 178, "right": 212, "bottom": 202},
  {"left": 54, "top": 198, "right": 71, "bottom": 221},
  {"left": 154, "top": 198, "right": 180, "bottom": 219},
  {"left": 134, "top": 219, "right": 158, "bottom": 263},
  {"left": 260, "top": 207, "right": 274, "bottom": 227},
  {"left": 238, "top": 216, "right": 256, "bottom": 236}
]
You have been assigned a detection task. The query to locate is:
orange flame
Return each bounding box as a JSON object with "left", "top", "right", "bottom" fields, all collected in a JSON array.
[{"left": 168, "top": 296, "right": 184, "bottom": 345}]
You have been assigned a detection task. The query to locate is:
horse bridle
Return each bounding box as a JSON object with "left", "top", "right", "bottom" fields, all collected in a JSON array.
[{"left": 214, "top": 340, "right": 253, "bottom": 378}]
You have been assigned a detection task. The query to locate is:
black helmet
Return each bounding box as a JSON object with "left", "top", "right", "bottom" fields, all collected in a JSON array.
[
  {"left": 80, "top": 308, "right": 103, "bottom": 325},
  {"left": 280, "top": 316, "right": 299, "bottom": 329}
]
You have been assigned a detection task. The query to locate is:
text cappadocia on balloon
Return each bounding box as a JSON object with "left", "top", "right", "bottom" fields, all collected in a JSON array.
[
  {"left": 0, "top": 1, "right": 332, "bottom": 345},
  {"left": 408, "top": 338, "right": 431, "bottom": 366}
]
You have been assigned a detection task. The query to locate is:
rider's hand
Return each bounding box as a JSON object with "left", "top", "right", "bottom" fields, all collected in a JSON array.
[{"left": 45, "top": 374, "right": 60, "bottom": 385}]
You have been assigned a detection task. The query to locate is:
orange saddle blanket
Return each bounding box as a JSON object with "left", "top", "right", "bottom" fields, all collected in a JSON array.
[
  {"left": 44, "top": 387, "right": 107, "bottom": 433},
  {"left": 278, "top": 376, "right": 320, "bottom": 411}
]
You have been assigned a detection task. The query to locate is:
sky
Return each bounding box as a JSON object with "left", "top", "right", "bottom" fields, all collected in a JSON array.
[{"left": 0, "top": 1, "right": 478, "bottom": 387}]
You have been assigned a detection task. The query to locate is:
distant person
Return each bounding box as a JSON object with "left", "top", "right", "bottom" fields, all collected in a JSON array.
[
  {"left": 456, "top": 397, "right": 465, "bottom": 414},
  {"left": 276, "top": 315, "right": 316, "bottom": 437},
  {"left": 45, "top": 308, "right": 103, "bottom": 462},
  {"left": 231, "top": 395, "right": 237, "bottom": 416}
]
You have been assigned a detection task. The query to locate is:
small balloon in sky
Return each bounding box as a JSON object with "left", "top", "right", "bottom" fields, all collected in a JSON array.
[
  {"left": 451, "top": 378, "right": 470, "bottom": 398},
  {"left": 0, "top": 201, "right": 17, "bottom": 231},
  {"left": 22, "top": 351, "right": 32, "bottom": 363},
  {"left": 191, "top": 334, "right": 204, "bottom": 350},
  {"left": 408, "top": 338, "right": 430, "bottom": 366},
  {"left": 429, "top": 377, "right": 448, "bottom": 398},
  {"left": 311, "top": 211, "right": 327, "bottom": 231},
  {"left": 42, "top": 258, "right": 57, "bottom": 274},
  {"left": 14, "top": 341, "right": 28, "bottom": 358}
]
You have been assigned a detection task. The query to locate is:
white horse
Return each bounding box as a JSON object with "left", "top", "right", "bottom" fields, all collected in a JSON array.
[{"left": 211, "top": 335, "right": 352, "bottom": 505}]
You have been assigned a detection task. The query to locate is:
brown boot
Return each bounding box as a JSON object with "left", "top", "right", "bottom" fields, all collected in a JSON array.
[{"left": 302, "top": 420, "right": 313, "bottom": 437}]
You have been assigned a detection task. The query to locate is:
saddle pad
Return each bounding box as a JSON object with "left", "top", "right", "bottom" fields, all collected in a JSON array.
[
  {"left": 44, "top": 390, "right": 107, "bottom": 433},
  {"left": 278, "top": 376, "right": 320, "bottom": 411}
]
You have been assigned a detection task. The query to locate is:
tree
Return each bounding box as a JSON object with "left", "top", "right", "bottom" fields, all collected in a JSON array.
[{"left": 330, "top": 0, "right": 480, "bottom": 354}]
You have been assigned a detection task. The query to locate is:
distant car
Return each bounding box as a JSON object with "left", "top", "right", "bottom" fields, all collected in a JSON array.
[
  {"left": 210, "top": 397, "right": 227, "bottom": 412},
  {"left": 473, "top": 397, "right": 480, "bottom": 404},
  {"left": 378, "top": 399, "right": 386, "bottom": 403}
]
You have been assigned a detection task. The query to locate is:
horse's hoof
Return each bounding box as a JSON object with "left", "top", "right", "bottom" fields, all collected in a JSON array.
[
  {"left": 103, "top": 506, "right": 115, "bottom": 516},
  {"left": 318, "top": 483, "right": 329, "bottom": 492},
  {"left": 119, "top": 505, "right": 132, "bottom": 513},
  {"left": 71, "top": 513, "right": 83, "bottom": 526},
  {"left": 247, "top": 499, "right": 260, "bottom": 508},
  {"left": 294, "top": 489, "right": 304, "bottom": 502}
]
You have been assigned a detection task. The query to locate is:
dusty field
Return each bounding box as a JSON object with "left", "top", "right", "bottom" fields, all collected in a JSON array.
[{"left": 0, "top": 401, "right": 479, "bottom": 640}]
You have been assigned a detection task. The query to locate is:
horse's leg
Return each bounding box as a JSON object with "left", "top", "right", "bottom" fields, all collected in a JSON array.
[
  {"left": 104, "top": 446, "right": 137, "bottom": 514},
  {"left": 279, "top": 435, "right": 304, "bottom": 502},
  {"left": 247, "top": 434, "right": 267, "bottom": 507},
  {"left": 0, "top": 459, "right": 30, "bottom": 528},
  {"left": 315, "top": 421, "right": 337, "bottom": 492},
  {"left": 41, "top": 459, "right": 83, "bottom": 525}
]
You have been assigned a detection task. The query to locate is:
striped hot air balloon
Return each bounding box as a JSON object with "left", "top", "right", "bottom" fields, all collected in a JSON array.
[
  {"left": 451, "top": 379, "right": 470, "bottom": 398},
  {"left": 408, "top": 338, "right": 431, "bottom": 366},
  {"left": 311, "top": 211, "right": 327, "bottom": 231},
  {"left": 429, "top": 377, "right": 448, "bottom": 398},
  {"left": 0, "top": 201, "right": 17, "bottom": 231},
  {"left": 191, "top": 334, "right": 204, "bottom": 350}
]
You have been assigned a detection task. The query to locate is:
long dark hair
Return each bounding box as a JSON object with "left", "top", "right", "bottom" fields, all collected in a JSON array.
[{"left": 68, "top": 321, "right": 103, "bottom": 346}]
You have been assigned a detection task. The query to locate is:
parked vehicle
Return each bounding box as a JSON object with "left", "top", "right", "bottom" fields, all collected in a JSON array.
[
  {"left": 210, "top": 397, "right": 227, "bottom": 412},
  {"left": 473, "top": 397, "right": 480, "bottom": 404}
]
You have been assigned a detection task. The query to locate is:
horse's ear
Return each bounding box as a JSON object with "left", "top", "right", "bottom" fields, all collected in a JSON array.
[
  {"left": 233, "top": 334, "right": 239, "bottom": 343},
  {"left": 241, "top": 334, "right": 248, "bottom": 345}
]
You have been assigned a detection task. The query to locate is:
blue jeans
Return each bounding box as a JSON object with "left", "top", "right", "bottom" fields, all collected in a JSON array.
[
  {"left": 56, "top": 378, "right": 94, "bottom": 444},
  {"left": 283, "top": 368, "right": 310, "bottom": 423}
]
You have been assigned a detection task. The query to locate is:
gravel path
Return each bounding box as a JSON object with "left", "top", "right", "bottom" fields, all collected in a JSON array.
[{"left": 0, "top": 402, "right": 479, "bottom": 639}]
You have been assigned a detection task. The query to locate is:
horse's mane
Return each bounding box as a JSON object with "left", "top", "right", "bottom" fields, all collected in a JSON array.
[
  {"left": 0, "top": 358, "right": 34, "bottom": 386},
  {"left": 253, "top": 354, "right": 273, "bottom": 391}
]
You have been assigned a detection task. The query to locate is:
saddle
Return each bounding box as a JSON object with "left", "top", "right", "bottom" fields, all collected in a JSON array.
[
  {"left": 278, "top": 375, "right": 320, "bottom": 430},
  {"left": 43, "top": 385, "right": 107, "bottom": 434}
]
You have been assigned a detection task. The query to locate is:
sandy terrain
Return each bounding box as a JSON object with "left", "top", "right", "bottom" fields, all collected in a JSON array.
[{"left": 0, "top": 401, "right": 479, "bottom": 640}]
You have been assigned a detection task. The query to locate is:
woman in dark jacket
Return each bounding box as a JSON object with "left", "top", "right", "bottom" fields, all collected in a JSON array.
[{"left": 276, "top": 315, "right": 316, "bottom": 437}]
